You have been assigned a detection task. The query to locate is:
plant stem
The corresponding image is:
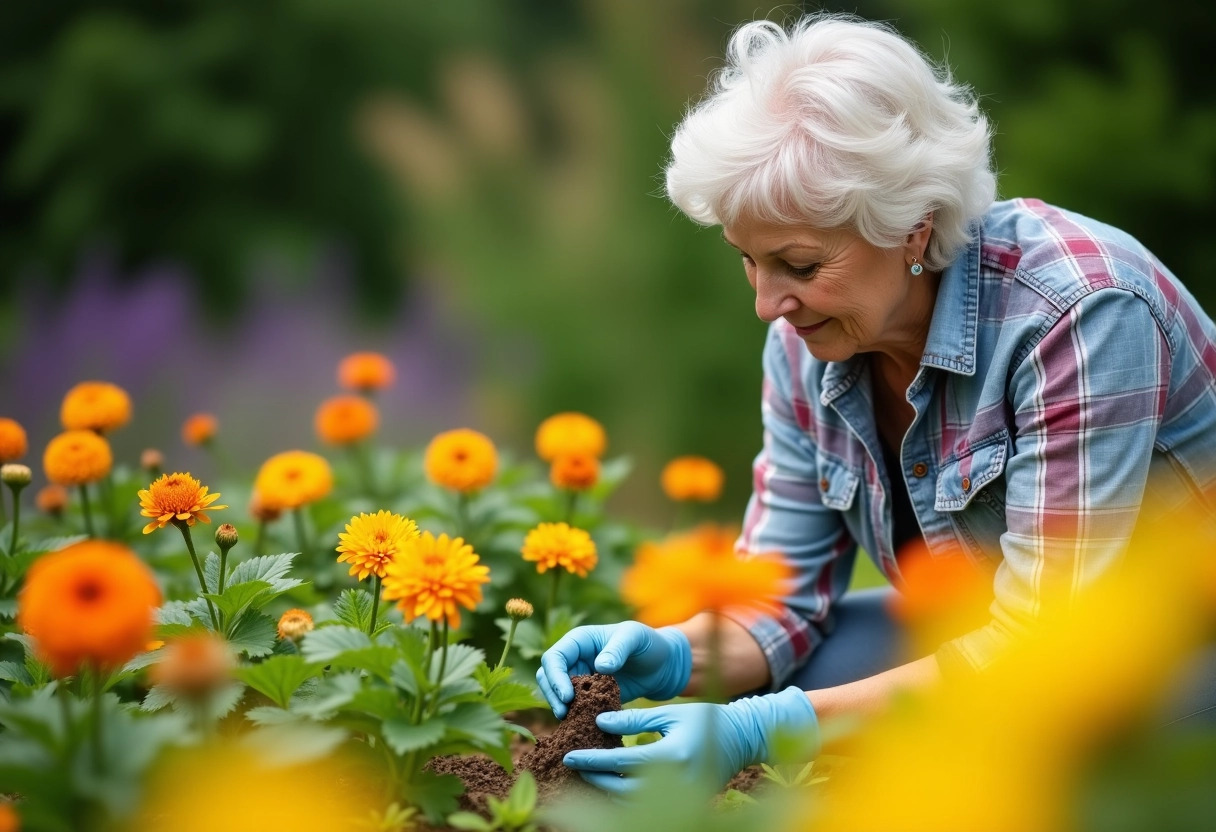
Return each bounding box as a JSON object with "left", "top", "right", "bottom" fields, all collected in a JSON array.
[
  {"left": 369, "top": 575, "right": 382, "bottom": 636},
  {"left": 547, "top": 569, "right": 562, "bottom": 625},
  {"left": 563, "top": 489, "right": 578, "bottom": 525},
  {"left": 292, "top": 507, "right": 310, "bottom": 562},
  {"left": 100, "top": 470, "right": 115, "bottom": 537},
  {"left": 90, "top": 666, "right": 104, "bottom": 775},
  {"left": 8, "top": 485, "right": 22, "bottom": 555},
  {"left": 0, "top": 485, "right": 6, "bottom": 529},
  {"left": 454, "top": 492, "right": 469, "bottom": 541},
  {"left": 427, "top": 620, "right": 450, "bottom": 718},
  {"left": 424, "top": 622, "right": 437, "bottom": 676},
  {"left": 496, "top": 619, "right": 519, "bottom": 671},
  {"left": 58, "top": 680, "right": 73, "bottom": 758},
  {"left": 350, "top": 443, "right": 377, "bottom": 498},
  {"left": 78, "top": 485, "right": 96, "bottom": 538},
  {"left": 254, "top": 519, "right": 267, "bottom": 556},
  {"left": 176, "top": 521, "right": 219, "bottom": 630}
]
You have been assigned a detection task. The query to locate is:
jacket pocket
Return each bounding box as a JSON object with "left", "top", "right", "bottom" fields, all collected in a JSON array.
[
  {"left": 934, "top": 430, "right": 1009, "bottom": 512},
  {"left": 816, "top": 452, "right": 861, "bottom": 511}
]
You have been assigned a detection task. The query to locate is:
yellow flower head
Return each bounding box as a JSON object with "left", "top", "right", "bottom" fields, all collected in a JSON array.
[
  {"left": 60, "top": 381, "right": 132, "bottom": 433},
  {"left": 277, "top": 608, "right": 315, "bottom": 641},
  {"left": 381, "top": 531, "right": 490, "bottom": 630},
  {"left": 148, "top": 631, "right": 235, "bottom": 698},
  {"left": 535, "top": 412, "right": 606, "bottom": 462},
  {"left": 521, "top": 522, "right": 598, "bottom": 578},
  {"left": 182, "top": 413, "right": 219, "bottom": 446},
  {"left": 338, "top": 351, "right": 396, "bottom": 392},
  {"left": 550, "top": 452, "right": 600, "bottom": 492},
  {"left": 621, "top": 524, "right": 792, "bottom": 627},
  {"left": 43, "top": 430, "right": 112, "bottom": 486},
  {"left": 336, "top": 510, "right": 421, "bottom": 581},
  {"left": 315, "top": 395, "right": 379, "bottom": 445},
  {"left": 660, "top": 455, "right": 724, "bottom": 502},
  {"left": 424, "top": 429, "right": 497, "bottom": 493},
  {"left": 138, "top": 472, "right": 227, "bottom": 534},
  {"left": 0, "top": 417, "right": 28, "bottom": 462},
  {"left": 254, "top": 451, "right": 334, "bottom": 511}
]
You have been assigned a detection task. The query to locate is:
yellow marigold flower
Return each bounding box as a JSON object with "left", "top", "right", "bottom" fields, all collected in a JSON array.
[
  {"left": 254, "top": 451, "right": 334, "bottom": 511},
  {"left": 424, "top": 429, "right": 497, "bottom": 493},
  {"left": 521, "top": 522, "right": 598, "bottom": 578},
  {"left": 0, "top": 417, "right": 28, "bottom": 462},
  {"left": 336, "top": 510, "right": 420, "bottom": 581},
  {"left": 43, "top": 430, "right": 112, "bottom": 486},
  {"left": 535, "top": 412, "right": 606, "bottom": 462},
  {"left": 381, "top": 531, "right": 490, "bottom": 630},
  {"left": 660, "top": 455, "right": 725, "bottom": 502},
  {"left": 182, "top": 413, "right": 218, "bottom": 446},
  {"left": 277, "top": 608, "right": 315, "bottom": 641},
  {"left": 338, "top": 351, "right": 396, "bottom": 392},
  {"left": 314, "top": 395, "right": 379, "bottom": 445},
  {"left": 18, "top": 540, "right": 163, "bottom": 677},
  {"left": 36, "top": 484, "right": 69, "bottom": 515},
  {"left": 148, "top": 631, "right": 235, "bottom": 698},
  {"left": 138, "top": 472, "right": 227, "bottom": 534},
  {"left": 621, "top": 524, "right": 792, "bottom": 628},
  {"left": 60, "top": 381, "right": 132, "bottom": 433},
  {"left": 550, "top": 452, "right": 600, "bottom": 492}
]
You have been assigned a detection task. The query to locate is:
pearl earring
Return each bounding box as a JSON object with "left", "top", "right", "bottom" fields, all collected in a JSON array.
[{"left": 910, "top": 257, "right": 923, "bottom": 276}]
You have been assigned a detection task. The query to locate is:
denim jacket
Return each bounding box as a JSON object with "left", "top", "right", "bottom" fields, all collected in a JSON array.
[{"left": 734, "top": 198, "right": 1216, "bottom": 685}]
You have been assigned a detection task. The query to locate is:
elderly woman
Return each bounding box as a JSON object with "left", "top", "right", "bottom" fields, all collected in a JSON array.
[{"left": 537, "top": 14, "right": 1216, "bottom": 793}]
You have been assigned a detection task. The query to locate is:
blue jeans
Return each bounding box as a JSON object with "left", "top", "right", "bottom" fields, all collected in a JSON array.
[{"left": 787, "top": 587, "right": 1216, "bottom": 727}]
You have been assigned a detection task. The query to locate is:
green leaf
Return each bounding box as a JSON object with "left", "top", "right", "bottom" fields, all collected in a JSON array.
[
  {"left": 301, "top": 626, "right": 372, "bottom": 664},
  {"left": 244, "top": 705, "right": 300, "bottom": 726},
  {"left": 293, "top": 673, "right": 362, "bottom": 718},
  {"left": 241, "top": 723, "right": 348, "bottom": 765},
  {"left": 486, "top": 681, "right": 544, "bottom": 715},
  {"left": 381, "top": 717, "right": 446, "bottom": 755},
  {"left": 229, "top": 552, "right": 301, "bottom": 593},
  {"left": 333, "top": 588, "right": 374, "bottom": 631},
  {"left": 405, "top": 770, "right": 464, "bottom": 823},
  {"left": 499, "top": 618, "right": 546, "bottom": 659},
  {"left": 505, "top": 770, "right": 538, "bottom": 819},
  {"left": 204, "top": 551, "right": 221, "bottom": 594},
  {"left": 474, "top": 663, "right": 513, "bottom": 692},
  {"left": 391, "top": 658, "right": 422, "bottom": 697},
  {"left": 206, "top": 579, "right": 273, "bottom": 621},
  {"left": 0, "top": 598, "right": 14, "bottom": 620},
  {"left": 226, "top": 611, "right": 279, "bottom": 658},
  {"left": 120, "top": 647, "right": 167, "bottom": 674},
  {"left": 432, "top": 644, "right": 485, "bottom": 686},
  {"left": 447, "top": 812, "right": 494, "bottom": 831},
  {"left": 0, "top": 661, "right": 33, "bottom": 686},
  {"left": 443, "top": 702, "right": 507, "bottom": 748},
  {"left": 236, "top": 655, "right": 321, "bottom": 709},
  {"left": 156, "top": 601, "right": 197, "bottom": 627}
]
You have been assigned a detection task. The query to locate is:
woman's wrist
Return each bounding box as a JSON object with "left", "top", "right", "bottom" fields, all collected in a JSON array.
[{"left": 676, "top": 612, "right": 772, "bottom": 697}]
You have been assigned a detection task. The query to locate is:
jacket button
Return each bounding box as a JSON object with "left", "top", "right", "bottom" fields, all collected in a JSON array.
[
  {"left": 819, "top": 478, "right": 830, "bottom": 492},
  {"left": 961, "top": 476, "right": 972, "bottom": 491},
  {"left": 911, "top": 462, "right": 928, "bottom": 478}
]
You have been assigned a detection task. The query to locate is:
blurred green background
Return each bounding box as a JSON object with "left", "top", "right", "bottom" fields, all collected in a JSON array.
[{"left": 2, "top": 0, "right": 1213, "bottom": 527}]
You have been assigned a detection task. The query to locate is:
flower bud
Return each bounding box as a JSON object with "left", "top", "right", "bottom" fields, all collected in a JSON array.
[
  {"left": 35, "top": 484, "right": 68, "bottom": 515},
  {"left": 505, "top": 598, "right": 534, "bottom": 621},
  {"left": 277, "top": 608, "right": 315, "bottom": 641},
  {"left": 1, "top": 463, "right": 31, "bottom": 489},
  {"left": 215, "top": 523, "right": 239, "bottom": 552},
  {"left": 148, "top": 632, "right": 234, "bottom": 698},
  {"left": 141, "top": 448, "right": 164, "bottom": 472}
]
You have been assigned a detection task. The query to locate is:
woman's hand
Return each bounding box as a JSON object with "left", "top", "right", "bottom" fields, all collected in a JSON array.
[
  {"left": 536, "top": 621, "right": 692, "bottom": 718},
  {"left": 562, "top": 687, "right": 820, "bottom": 795}
]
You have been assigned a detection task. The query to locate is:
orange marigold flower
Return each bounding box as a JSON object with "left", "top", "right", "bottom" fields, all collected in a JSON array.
[
  {"left": 138, "top": 472, "right": 227, "bottom": 534},
  {"left": 660, "top": 455, "right": 725, "bottom": 502},
  {"left": 314, "top": 395, "right": 379, "bottom": 445},
  {"left": 336, "top": 510, "right": 420, "bottom": 581},
  {"left": 148, "top": 631, "right": 235, "bottom": 697},
  {"left": 253, "top": 451, "right": 333, "bottom": 511},
  {"left": 140, "top": 448, "right": 164, "bottom": 471},
  {"left": 249, "top": 491, "right": 282, "bottom": 523},
  {"left": 0, "top": 802, "right": 17, "bottom": 832},
  {"left": 338, "top": 351, "right": 397, "bottom": 392},
  {"left": 424, "top": 429, "right": 497, "bottom": 493},
  {"left": 18, "top": 540, "right": 163, "bottom": 677},
  {"left": 521, "top": 522, "right": 598, "bottom": 578},
  {"left": 277, "top": 608, "right": 315, "bottom": 641},
  {"left": 888, "top": 541, "right": 993, "bottom": 655},
  {"left": 535, "top": 412, "right": 606, "bottom": 462},
  {"left": 621, "top": 524, "right": 792, "bottom": 628},
  {"left": 381, "top": 531, "right": 490, "bottom": 630},
  {"left": 182, "top": 413, "right": 219, "bottom": 446},
  {"left": 60, "top": 381, "right": 132, "bottom": 433},
  {"left": 43, "top": 430, "right": 112, "bottom": 486},
  {"left": 0, "top": 417, "right": 28, "bottom": 462},
  {"left": 550, "top": 452, "right": 600, "bottom": 492},
  {"left": 36, "top": 484, "right": 69, "bottom": 515}
]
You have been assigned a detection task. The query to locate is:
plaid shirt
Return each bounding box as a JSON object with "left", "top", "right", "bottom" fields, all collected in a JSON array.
[{"left": 735, "top": 198, "right": 1216, "bottom": 686}]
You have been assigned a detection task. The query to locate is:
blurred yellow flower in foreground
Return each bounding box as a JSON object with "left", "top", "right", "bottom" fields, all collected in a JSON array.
[
  {"left": 622, "top": 524, "right": 792, "bottom": 627},
  {"left": 315, "top": 395, "right": 379, "bottom": 445},
  {"left": 0, "top": 417, "right": 27, "bottom": 462},
  {"left": 660, "top": 455, "right": 724, "bottom": 502},
  {"left": 181, "top": 412, "right": 219, "bottom": 446},
  {"left": 535, "top": 412, "right": 606, "bottom": 461},
  {"left": 521, "top": 522, "right": 598, "bottom": 578},
  {"left": 381, "top": 531, "right": 490, "bottom": 629},
  {"left": 42, "top": 430, "right": 112, "bottom": 486},
  {"left": 138, "top": 472, "right": 227, "bottom": 534},
  {"left": 254, "top": 451, "right": 334, "bottom": 511},
  {"left": 338, "top": 351, "right": 396, "bottom": 393},
  {"left": 133, "top": 743, "right": 374, "bottom": 832},
  {"left": 424, "top": 428, "right": 497, "bottom": 493},
  {"left": 60, "top": 380, "right": 131, "bottom": 433},
  {"left": 336, "top": 509, "right": 420, "bottom": 581}
]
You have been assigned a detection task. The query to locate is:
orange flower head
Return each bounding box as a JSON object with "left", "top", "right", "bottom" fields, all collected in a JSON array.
[
  {"left": 338, "top": 351, "right": 396, "bottom": 392},
  {"left": 148, "top": 632, "right": 235, "bottom": 697},
  {"left": 621, "top": 524, "right": 792, "bottom": 627},
  {"left": 660, "top": 455, "right": 725, "bottom": 502},
  {"left": 43, "top": 430, "right": 112, "bottom": 486},
  {"left": 36, "top": 484, "right": 69, "bottom": 515},
  {"left": 315, "top": 395, "right": 379, "bottom": 445},
  {"left": 535, "top": 412, "right": 606, "bottom": 462},
  {"left": 277, "top": 608, "right": 315, "bottom": 641},
  {"left": 249, "top": 491, "right": 282, "bottom": 523},
  {"left": 0, "top": 802, "right": 17, "bottom": 832},
  {"left": 888, "top": 541, "right": 993, "bottom": 655},
  {"left": 424, "top": 429, "right": 497, "bottom": 493},
  {"left": 550, "top": 452, "right": 600, "bottom": 492},
  {"left": 381, "top": 531, "right": 491, "bottom": 630},
  {"left": 521, "top": 522, "right": 598, "bottom": 578},
  {"left": 0, "top": 417, "right": 28, "bottom": 462},
  {"left": 254, "top": 451, "right": 334, "bottom": 511},
  {"left": 60, "top": 381, "right": 132, "bottom": 433},
  {"left": 138, "top": 472, "right": 227, "bottom": 534},
  {"left": 140, "top": 448, "right": 164, "bottom": 471},
  {"left": 336, "top": 510, "right": 420, "bottom": 581},
  {"left": 18, "top": 540, "right": 163, "bottom": 677},
  {"left": 182, "top": 413, "right": 219, "bottom": 446}
]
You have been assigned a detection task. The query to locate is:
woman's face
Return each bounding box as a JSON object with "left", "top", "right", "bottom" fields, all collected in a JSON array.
[{"left": 722, "top": 216, "right": 930, "bottom": 365}]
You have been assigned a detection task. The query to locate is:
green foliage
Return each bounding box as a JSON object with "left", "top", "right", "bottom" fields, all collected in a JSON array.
[{"left": 448, "top": 770, "right": 538, "bottom": 832}]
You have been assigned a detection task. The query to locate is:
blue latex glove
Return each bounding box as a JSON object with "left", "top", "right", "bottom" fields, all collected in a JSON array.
[
  {"left": 536, "top": 621, "right": 692, "bottom": 719},
  {"left": 562, "top": 686, "right": 819, "bottom": 795}
]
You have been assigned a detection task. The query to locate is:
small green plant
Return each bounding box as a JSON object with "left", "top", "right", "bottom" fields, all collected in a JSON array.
[{"left": 447, "top": 770, "right": 539, "bottom": 832}]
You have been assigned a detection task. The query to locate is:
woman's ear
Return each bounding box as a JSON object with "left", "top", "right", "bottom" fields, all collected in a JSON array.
[{"left": 904, "top": 212, "right": 934, "bottom": 261}]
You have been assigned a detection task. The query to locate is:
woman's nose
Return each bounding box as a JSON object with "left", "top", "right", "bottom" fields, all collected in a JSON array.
[{"left": 753, "top": 271, "right": 800, "bottom": 322}]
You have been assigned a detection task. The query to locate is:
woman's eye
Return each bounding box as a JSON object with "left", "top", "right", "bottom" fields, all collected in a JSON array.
[{"left": 789, "top": 263, "right": 819, "bottom": 278}]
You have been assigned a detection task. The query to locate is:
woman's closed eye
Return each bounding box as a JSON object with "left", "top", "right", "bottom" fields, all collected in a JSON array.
[{"left": 787, "top": 262, "right": 819, "bottom": 278}]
